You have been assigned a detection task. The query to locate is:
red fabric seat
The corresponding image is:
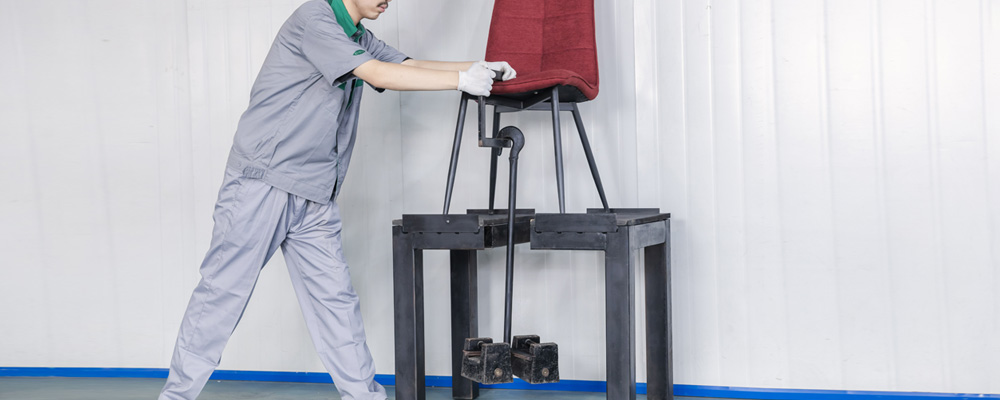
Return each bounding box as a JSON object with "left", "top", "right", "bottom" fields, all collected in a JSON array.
[
  {"left": 486, "top": 0, "right": 599, "bottom": 101},
  {"left": 441, "top": 0, "right": 609, "bottom": 215}
]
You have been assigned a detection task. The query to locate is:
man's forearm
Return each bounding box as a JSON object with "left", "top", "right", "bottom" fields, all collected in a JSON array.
[
  {"left": 401, "top": 59, "right": 477, "bottom": 72},
  {"left": 354, "top": 60, "right": 459, "bottom": 91}
]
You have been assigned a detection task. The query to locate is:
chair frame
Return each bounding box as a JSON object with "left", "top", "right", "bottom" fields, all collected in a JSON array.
[{"left": 442, "top": 86, "right": 610, "bottom": 214}]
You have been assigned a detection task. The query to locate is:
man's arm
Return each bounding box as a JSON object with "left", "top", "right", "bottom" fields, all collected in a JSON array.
[
  {"left": 354, "top": 60, "right": 504, "bottom": 96},
  {"left": 353, "top": 60, "right": 461, "bottom": 91},
  {"left": 401, "top": 60, "right": 516, "bottom": 81},
  {"left": 401, "top": 59, "right": 477, "bottom": 72},
  {"left": 353, "top": 59, "right": 514, "bottom": 95}
]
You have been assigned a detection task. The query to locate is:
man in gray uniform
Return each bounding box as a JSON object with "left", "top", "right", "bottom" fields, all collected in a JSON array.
[{"left": 159, "top": 0, "right": 515, "bottom": 399}]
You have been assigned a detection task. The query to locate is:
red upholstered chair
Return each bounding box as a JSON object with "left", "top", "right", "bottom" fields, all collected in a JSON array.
[{"left": 442, "top": 0, "right": 609, "bottom": 214}]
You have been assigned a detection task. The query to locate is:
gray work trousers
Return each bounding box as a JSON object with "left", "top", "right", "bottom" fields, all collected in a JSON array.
[{"left": 159, "top": 167, "right": 386, "bottom": 400}]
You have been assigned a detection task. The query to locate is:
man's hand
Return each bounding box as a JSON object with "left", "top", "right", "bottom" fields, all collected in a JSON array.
[
  {"left": 481, "top": 61, "right": 517, "bottom": 81},
  {"left": 458, "top": 63, "right": 494, "bottom": 96}
]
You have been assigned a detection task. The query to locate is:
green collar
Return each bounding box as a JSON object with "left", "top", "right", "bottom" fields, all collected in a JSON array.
[{"left": 327, "top": 0, "right": 365, "bottom": 41}]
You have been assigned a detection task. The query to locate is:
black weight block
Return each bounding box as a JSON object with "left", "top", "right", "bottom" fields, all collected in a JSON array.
[
  {"left": 460, "top": 338, "right": 513, "bottom": 384},
  {"left": 512, "top": 335, "right": 540, "bottom": 351},
  {"left": 511, "top": 335, "right": 559, "bottom": 384}
]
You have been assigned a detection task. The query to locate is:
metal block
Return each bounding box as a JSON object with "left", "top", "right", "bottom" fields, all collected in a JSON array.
[
  {"left": 586, "top": 208, "right": 661, "bottom": 215},
  {"left": 460, "top": 338, "right": 513, "bottom": 384},
  {"left": 530, "top": 230, "right": 607, "bottom": 251},
  {"left": 402, "top": 214, "right": 481, "bottom": 233},
  {"left": 410, "top": 232, "right": 485, "bottom": 250},
  {"left": 586, "top": 208, "right": 670, "bottom": 227},
  {"left": 485, "top": 223, "right": 532, "bottom": 248},
  {"left": 466, "top": 208, "right": 535, "bottom": 217},
  {"left": 511, "top": 335, "right": 559, "bottom": 384},
  {"left": 533, "top": 213, "right": 618, "bottom": 233}
]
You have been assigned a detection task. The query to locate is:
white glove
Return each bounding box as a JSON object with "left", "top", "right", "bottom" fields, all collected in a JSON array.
[
  {"left": 458, "top": 63, "right": 494, "bottom": 97},
  {"left": 481, "top": 61, "right": 517, "bottom": 81}
]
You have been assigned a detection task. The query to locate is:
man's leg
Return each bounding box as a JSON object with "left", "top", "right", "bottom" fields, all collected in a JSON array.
[
  {"left": 281, "top": 198, "right": 387, "bottom": 400},
  {"left": 160, "top": 169, "right": 291, "bottom": 400}
]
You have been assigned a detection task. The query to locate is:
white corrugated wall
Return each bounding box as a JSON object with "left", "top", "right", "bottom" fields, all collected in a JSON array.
[{"left": 0, "top": 0, "right": 996, "bottom": 395}]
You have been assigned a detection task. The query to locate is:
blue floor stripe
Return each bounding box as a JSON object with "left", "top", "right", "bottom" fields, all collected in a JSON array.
[{"left": 1, "top": 367, "right": 997, "bottom": 399}]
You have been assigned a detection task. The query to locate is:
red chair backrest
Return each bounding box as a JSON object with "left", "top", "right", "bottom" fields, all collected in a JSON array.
[{"left": 485, "top": 0, "right": 599, "bottom": 96}]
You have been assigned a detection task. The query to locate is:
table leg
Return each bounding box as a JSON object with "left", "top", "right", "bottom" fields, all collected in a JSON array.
[
  {"left": 605, "top": 230, "right": 637, "bottom": 400},
  {"left": 394, "top": 226, "right": 425, "bottom": 400},
  {"left": 450, "top": 250, "right": 480, "bottom": 399},
  {"left": 644, "top": 225, "right": 672, "bottom": 400}
]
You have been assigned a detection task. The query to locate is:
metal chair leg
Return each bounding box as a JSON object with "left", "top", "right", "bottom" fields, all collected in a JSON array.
[
  {"left": 571, "top": 103, "right": 609, "bottom": 211},
  {"left": 550, "top": 87, "right": 566, "bottom": 213},
  {"left": 488, "top": 110, "right": 501, "bottom": 212},
  {"left": 443, "top": 93, "right": 471, "bottom": 214}
]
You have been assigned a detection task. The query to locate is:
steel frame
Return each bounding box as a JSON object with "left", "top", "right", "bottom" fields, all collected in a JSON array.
[
  {"left": 392, "top": 208, "right": 672, "bottom": 400},
  {"left": 442, "top": 89, "right": 610, "bottom": 215}
]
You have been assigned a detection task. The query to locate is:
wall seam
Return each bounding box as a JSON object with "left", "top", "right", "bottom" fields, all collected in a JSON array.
[
  {"left": 978, "top": 2, "right": 998, "bottom": 392},
  {"left": 735, "top": 0, "right": 751, "bottom": 386},
  {"left": 816, "top": 0, "right": 843, "bottom": 387},
  {"left": 706, "top": 0, "right": 723, "bottom": 383},
  {"left": 923, "top": 0, "right": 952, "bottom": 388},
  {"left": 768, "top": 0, "right": 793, "bottom": 384},
  {"left": 870, "top": 0, "right": 898, "bottom": 389}
]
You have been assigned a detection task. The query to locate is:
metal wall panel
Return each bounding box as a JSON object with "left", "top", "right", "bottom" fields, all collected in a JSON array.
[
  {"left": 640, "top": 0, "right": 998, "bottom": 393},
  {"left": 0, "top": 0, "right": 193, "bottom": 368}
]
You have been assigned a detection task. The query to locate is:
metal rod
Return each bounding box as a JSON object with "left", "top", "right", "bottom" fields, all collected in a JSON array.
[
  {"left": 503, "top": 156, "right": 517, "bottom": 344},
  {"left": 571, "top": 103, "right": 610, "bottom": 211},
  {"left": 478, "top": 96, "right": 487, "bottom": 143},
  {"left": 488, "top": 110, "right": 501, "bottom": 212},
  {"left": 550, "top": 87, "right": 566, "bottom": 213},
  {"left": 443, "top": 94, "right": 470, "bottom": 214},
  {"left": 498, "top": 126, "right": 524, "bottom": 345}
]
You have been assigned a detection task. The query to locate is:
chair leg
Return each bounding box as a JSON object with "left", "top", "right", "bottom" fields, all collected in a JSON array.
[
  {"left": 550, "top": 87, "right": 566, "bottom": 213},
  {"left": 444, "top": 93, "right": 470, "bottom": 214},
  {"left": 571, "top": 103, "right": 610, "bottom": 211},
  {"left": 488, "top": 110, "right": 501, "bottom": 212}
]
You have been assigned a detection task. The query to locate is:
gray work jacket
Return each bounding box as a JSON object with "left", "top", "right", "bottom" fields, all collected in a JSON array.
[{"left": 226, "top": 0, "right": 408, "bottom": 203}]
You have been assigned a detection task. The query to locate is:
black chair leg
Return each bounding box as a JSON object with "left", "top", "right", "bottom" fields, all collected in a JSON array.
[
  {"left": 571, "top": 103, "right": 609, "bottom": 211},
  {"left": 550, "top": 87, "right": 566, "bottom": 213},
  {"left": 444, "top": 93, "right": 470, "bottom": 214},
  {"left": 488, "top": 110, "right": 501, "bottom": 212}
]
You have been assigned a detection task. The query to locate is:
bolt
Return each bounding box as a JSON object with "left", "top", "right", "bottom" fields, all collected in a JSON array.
[
  {"left": 542, "top": 368, "right": 550, "bottom": 377},
  {"left": 494, "top": 368, "right": 503, "bottom": 378}
]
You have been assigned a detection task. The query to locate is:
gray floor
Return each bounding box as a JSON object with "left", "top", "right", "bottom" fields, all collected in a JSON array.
[{"left": 0, "top": 377, "right": 729, "bottom": 400}]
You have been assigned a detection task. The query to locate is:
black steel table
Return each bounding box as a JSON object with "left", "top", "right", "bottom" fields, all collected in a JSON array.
[
  {"left": 531, "top": 208, "right": 672, "bottom": 400},
  {"left": 393, "top": 209, "right": 535, "bottom": 400},
  {"left": 392, "top": 208, "right": 671, "bottom": 400}
]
